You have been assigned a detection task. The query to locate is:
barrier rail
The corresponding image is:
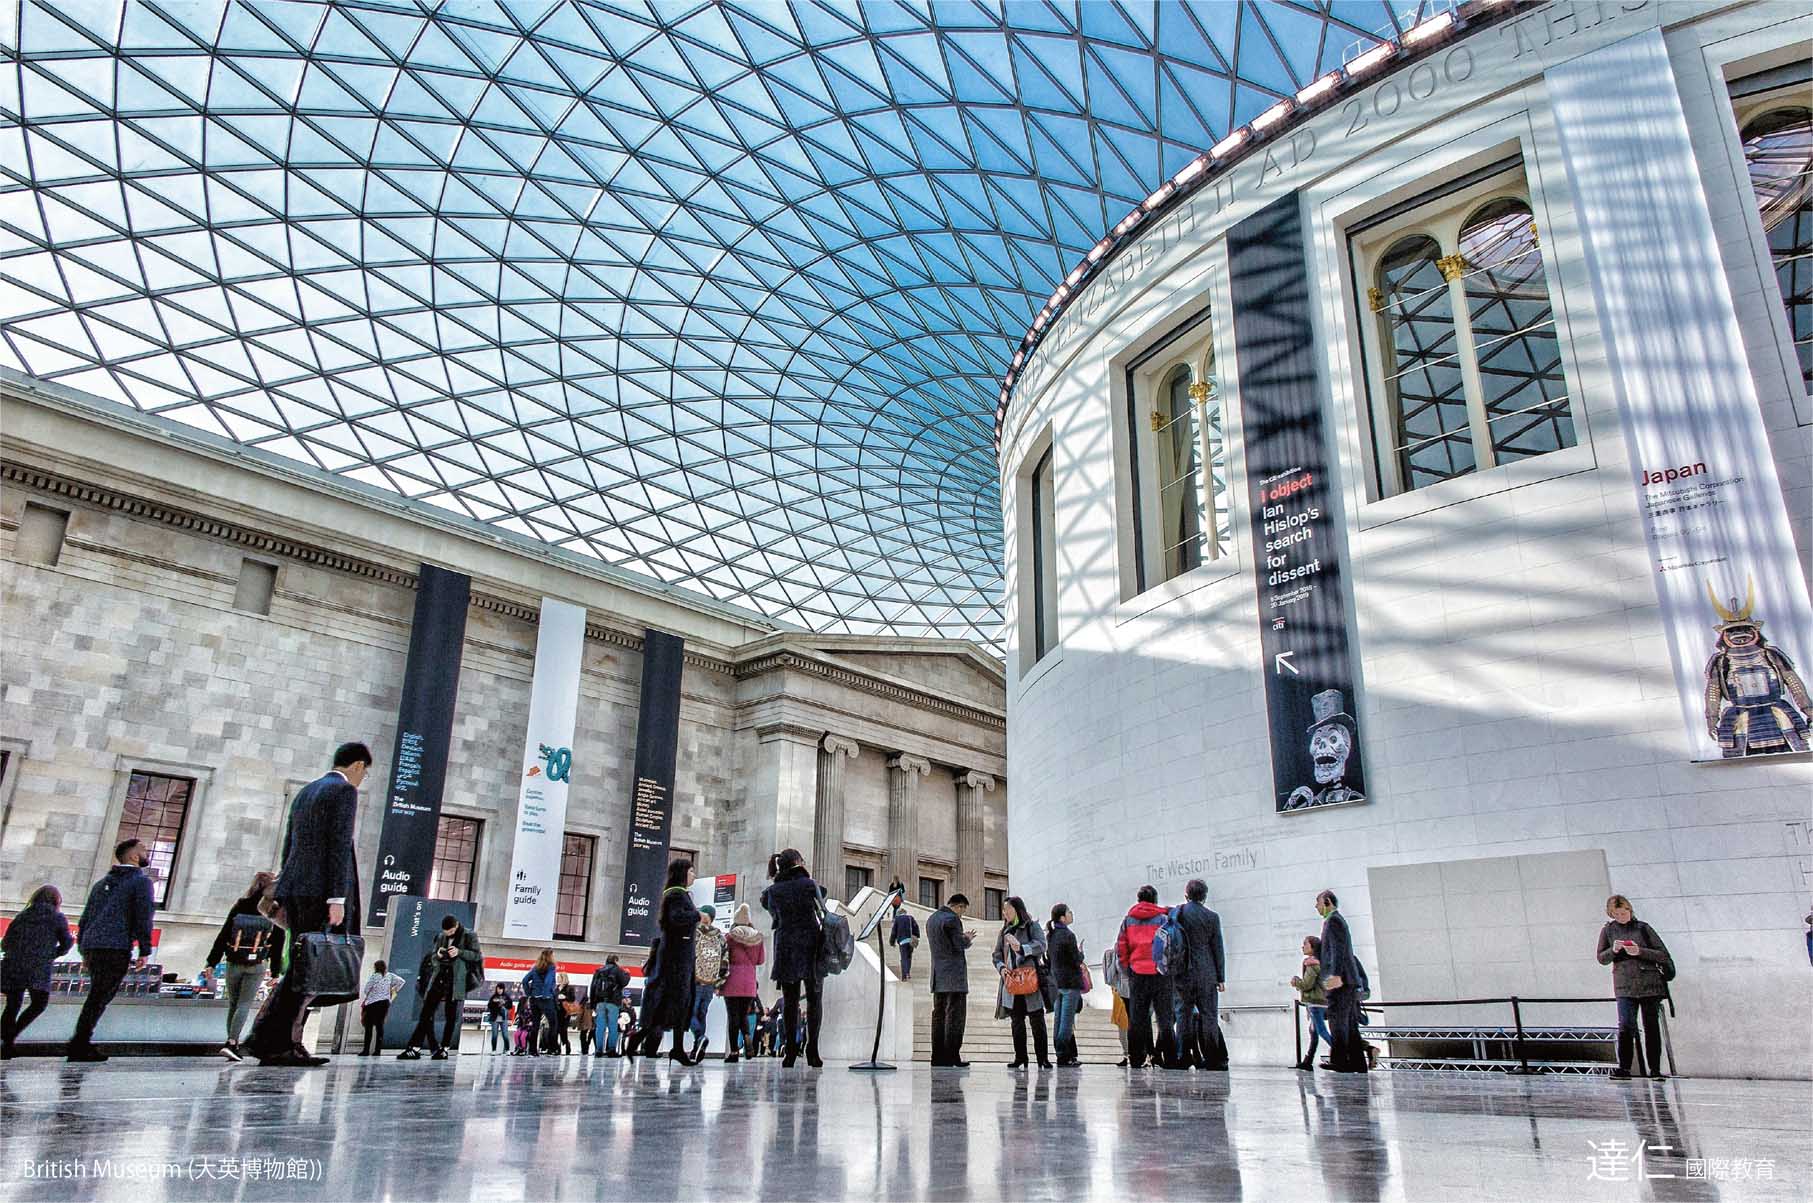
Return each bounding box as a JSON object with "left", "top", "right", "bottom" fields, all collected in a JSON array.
[{"left": 1293, "top": 995, "right": 1676, "bottom": 1077}]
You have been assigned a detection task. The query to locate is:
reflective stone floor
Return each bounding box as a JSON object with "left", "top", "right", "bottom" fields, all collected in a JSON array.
[{"left": 2, "top": 1055, "right": 1807, "bottom": 1201}]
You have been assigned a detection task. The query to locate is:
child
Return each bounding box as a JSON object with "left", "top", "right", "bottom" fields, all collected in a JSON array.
[
  {"left": 1290, "top": 935, "right": 1331, "bottom": 1071},
  {"left": 512, "top": 996, "right": 531, "bottom": 1055}
]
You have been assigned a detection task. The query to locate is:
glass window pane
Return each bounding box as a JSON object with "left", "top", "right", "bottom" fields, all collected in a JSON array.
[
  {"left": 555, "top": 832, "right": 594, "bottom": 940},
  {"left": 1742, "top": 106, "right": 1813, "bottom": 395},
  {"left": 116, "top": 771, "right": 194, "bottom": 907},
  {"left": 1377, "top": 235, "right": 1474, "bottom": 487},
  {"left": 429, "top": 815, "right": 480, "bottom": 904},
  {"left": 1156, "top": 365, "right": 1205, "bottom": 579}
]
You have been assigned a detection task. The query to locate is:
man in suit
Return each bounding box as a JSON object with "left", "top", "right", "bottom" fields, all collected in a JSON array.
[
  {"left": 927, "top": 893, "right": 976, "bottom": 1067},
  {"left": 1316, "top": 888, "right": 1368, "bottom": 1073},
  {"left": 245, "top": 741, "right": 371, "bottom": 1067},
  {"left": 1175, "top": 878, "right": 1228, "bottom": 1069}
]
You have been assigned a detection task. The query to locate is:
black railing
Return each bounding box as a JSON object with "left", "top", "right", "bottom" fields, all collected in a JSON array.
[{"left": 1293, "top": 995, "right": 1677, "bottom": 1077}]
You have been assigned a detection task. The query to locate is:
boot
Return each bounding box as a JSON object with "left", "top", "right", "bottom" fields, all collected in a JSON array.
[{"left": 1611, "top": 1030, "right": 1636, "bottom": 1079}]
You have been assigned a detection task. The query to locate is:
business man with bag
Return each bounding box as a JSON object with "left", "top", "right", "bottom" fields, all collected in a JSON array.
[{"left": 245, "top": 741, "right": 371, "bottom": 1068}]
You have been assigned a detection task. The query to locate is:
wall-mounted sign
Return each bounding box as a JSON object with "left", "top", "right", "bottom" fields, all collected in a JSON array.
[
  {"left": 1228, "top": 193, "right": 1369, "bottom": 814},
  {"left": 617, "top": 629, "right": 686, "bottom": 945},
  {"left": 368, "top": 565, "right": 470, "bottom": 924},
  {"left": 502, "top": 598, "right": 587, "bottom": 940}
]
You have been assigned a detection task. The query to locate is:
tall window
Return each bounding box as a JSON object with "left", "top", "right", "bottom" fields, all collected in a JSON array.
[
  {"left": 1122, "top": 314, "right": 1231, "bottom": 597},
  {"left": 555, "top": 832, "right": 595, "bottom": 940},
  {"left": 844, "top": 865, "right": 872, "bottom": 902},
  {"left": 115, "top": 771, "right": 193, "bottom": 906},
  {"left": 1356, "top": 163, "right": 1575, "bottom": 497},
  {"left": 984, "top": 887, "right": 1004, "bottom": 922},
  {"left": 428, "top": 815, "right": 481, "bottom": 904},
  {"left": 1029, "top": 446, "right": 1058, "bottom": 662},
  {"left": 1737, "top": 101, "right": 1812, "bottom": 396},
  {"left": 918, "top": 876, "right": 942, "bottom": 909}
]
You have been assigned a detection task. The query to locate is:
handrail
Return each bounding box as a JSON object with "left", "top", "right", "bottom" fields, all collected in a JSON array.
[{"left": 1291, "top": 994, "right": 1676, "bottom": 1077}]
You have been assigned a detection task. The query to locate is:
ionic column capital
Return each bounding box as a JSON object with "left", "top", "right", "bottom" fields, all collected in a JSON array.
[
  {"left": 822, "top": 733, "right": 860, "bottom": 759},
  {"left": 960, "top": 770, "right": 996, "bottom": 792},
  {"left": 887, "top": 753, "right": 932, "bottom": 776}
]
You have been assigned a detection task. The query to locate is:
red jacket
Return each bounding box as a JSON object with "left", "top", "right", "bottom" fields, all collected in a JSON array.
[{"left": 1116, "top": 901, "right": 1168, "bottom": 976}]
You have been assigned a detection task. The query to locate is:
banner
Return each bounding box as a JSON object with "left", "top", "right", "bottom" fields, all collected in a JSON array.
[
  {"left": 617, "top": 629, "right": 686, "bottom": 945},
  {"left": 381, "top": 895, "right": 477, "bottom": 1051},
  {"left": 1550, "top": 33, "right": 1813, "bottom": 761},
  {"left": 369, "top": 564, "right": 470, "bottom": 924},
  {"left": 502, "top": 598, "right": 588, "bottom": 940},
  {"left": 1228, "top": 192, "right": 1369, "bottom": 814}
]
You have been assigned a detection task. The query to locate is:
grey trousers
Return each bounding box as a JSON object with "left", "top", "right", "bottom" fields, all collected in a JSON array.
[{"left": 223, "top": 963, "right": 267, "bottom": 1044}]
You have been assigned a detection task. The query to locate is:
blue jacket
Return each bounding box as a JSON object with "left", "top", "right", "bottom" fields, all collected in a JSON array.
[
  {"left": 521, "top": 964, "right": 558, "bottom": 999},
  {"left": 78, "top": 864, "right": 155, "bottom": 957},
  {"left": 2, "top": 901, "right": 75, "bottom": 991}
]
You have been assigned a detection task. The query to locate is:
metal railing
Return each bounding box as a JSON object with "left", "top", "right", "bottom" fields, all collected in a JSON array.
[{"left": 1293, "top": 994, "right": 1677, "bottom": 1077}]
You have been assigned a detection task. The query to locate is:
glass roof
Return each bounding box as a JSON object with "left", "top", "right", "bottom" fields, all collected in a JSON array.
[{"left": 0, "top": 1, "right": 1428, "bottom": 649}]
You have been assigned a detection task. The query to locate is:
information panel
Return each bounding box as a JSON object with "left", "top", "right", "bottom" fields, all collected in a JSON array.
[
  {"left": 617, "top": 629, "right": 686, "bottom": 945},
  {"left": 1228, "top": 193, "right": 1368, "bottom": 814},
  {"left": 501, "top": 598, "right": 587, "bottom": 941},
  {"left": 368, "top": 564, "right": 470, "bottom": 924}
]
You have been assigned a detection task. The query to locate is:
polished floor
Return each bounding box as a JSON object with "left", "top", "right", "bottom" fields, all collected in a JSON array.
[{"left": 2, "top": 1053, "right": 1806, "bottom": 1202}]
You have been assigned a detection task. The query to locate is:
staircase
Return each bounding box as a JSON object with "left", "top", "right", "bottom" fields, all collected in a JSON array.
[{"left": 846, "top": 889, "right": 1125, "bottom": 1064}]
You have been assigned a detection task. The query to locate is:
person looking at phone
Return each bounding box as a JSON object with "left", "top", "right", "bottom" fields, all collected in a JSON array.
[{"left": 1596, "top": 894, "right": 1676, "bottom": 1079}]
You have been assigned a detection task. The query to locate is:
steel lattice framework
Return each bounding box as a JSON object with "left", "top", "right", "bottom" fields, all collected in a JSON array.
[{"left": 0, "top": 0, "right": 1433, "bottom": 647}]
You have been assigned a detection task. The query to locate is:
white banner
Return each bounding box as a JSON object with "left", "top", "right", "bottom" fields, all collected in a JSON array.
[
  {"left": 503, "top": 598, "right": 587, "bottom": 939},
  {"left": 1550, "top": 32, "right": 1813, "bottom": 761}
]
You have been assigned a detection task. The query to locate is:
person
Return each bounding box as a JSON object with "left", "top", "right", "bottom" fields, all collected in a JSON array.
[
  {"left": 1103, "top": 946, "right": 1131, "bottom": 1067},
  {"left": 68, "top": 838, "right": 157, "bottom": 1062},
  {"left": 992, "top": 895, "right": 1050, "bottom": 1069},
  {"left": 762, "top": 996, "right": 785, "bottom": 1058},
  {"left": 485, "top": 985, "right": 510, "bottom": 1054},
  {"left": 1291, "top": 935, "right": 1331, "bottom": 1070},
  {"left": 1596, "top": 894, "right": 1675, "bottom": 1080},
  {"left": 201, "top": 870, "right": 280, "bottom": 1062},
  {"left": 590, "top": 954, "right": 630, "bottom": 1057},
  {"left": 1175, "top": 878, "right": 1228, "bottom": 1070},
  {"left": 645, "top": 858, "right": 703, "bottom": 1064},
  {"left": 578, "top": 991, "right": 596, "bottom": 1056},
  {"left": 625, "top": 943, "right": 664, "bottom": 1060},
  {"left": 519, "top": 949, "right": 559, "bottom": 1057},
  {"left": 2, "top": 884, "right": 73, "bottom": 1059},
  {"left": 761, "top": 847, "right": 826, "bottom": 1068},
  {"left": 400, "top": 915, "right": 481, "bottom": 1060},
  {"left": 1046, "top": 904, "right": 1085, "bottom": 1067},
  {"left": 723, "top": 904, "right": 766, "bottom": 1063},
  {"left": 690, "top": 903, "right": 727, "bottom": 1060},
  {"left": 358, "top": 959, "right": 404, "bottom": 1056},
  {"left": 512, "top": 994, "right": 531, "bottom": 1054},
  {"left": 1315, "top": 889, "right": 1366, "bottom": 1073},
  {"left": 556, "top": 972, "right": 576, "bottom": 1054},
  {"left": 1115, "top": 884, "right": 1176, "bottom": 1069},
  {"left": 889, "top": 899, "right": 921, "bottom": 981},
  {"left": 245, "top": 741, "right": 371, "bottom": 1068},
  {"left": 927, "top": 892, "right": 977, "bottom": 1067}
]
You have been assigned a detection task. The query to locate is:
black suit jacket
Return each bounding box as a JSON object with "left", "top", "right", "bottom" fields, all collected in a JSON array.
[{"left": 275, "top": 771, "right": 362, "bottom": 934}]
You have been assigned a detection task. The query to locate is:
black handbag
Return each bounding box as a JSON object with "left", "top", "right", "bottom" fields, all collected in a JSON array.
[{"left": 293, "top": 930, "right": 365, "bottom": 1006}]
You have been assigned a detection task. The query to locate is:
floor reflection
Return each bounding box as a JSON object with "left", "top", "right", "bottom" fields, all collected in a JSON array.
[{"left": 0, "top": 1057, "right": 1804, "bottom": 1201}]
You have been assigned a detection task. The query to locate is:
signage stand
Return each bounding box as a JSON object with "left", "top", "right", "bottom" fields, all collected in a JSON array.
[{"left": 849, "top": 890, "right": 902, "bottom": 1073}]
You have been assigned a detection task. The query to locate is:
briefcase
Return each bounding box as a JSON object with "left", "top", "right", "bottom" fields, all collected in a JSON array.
[{"left": 294, "top": 931, "right": 365, "bottom": 1006}]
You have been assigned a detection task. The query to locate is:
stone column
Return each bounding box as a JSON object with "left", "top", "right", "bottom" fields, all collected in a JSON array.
[
  {"left": 956, "top": 770, "right": 994, "bottom": 906},
  {"left": 884, "top": 754, "right": 931, "bottom": 892},
  {"left": 811, "top": 734, "right": 860, "bottom": 888}
]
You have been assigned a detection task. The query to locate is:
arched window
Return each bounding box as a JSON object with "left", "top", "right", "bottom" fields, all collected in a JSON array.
[
  {"left": 1375, "top": 234, "right": 1472, "bottom": 489},
  {"left": 1155, "top": 363, "right": 1204, "bottom": 579},
  {"left": 1740, "top": 106, "right": 1813, "bottom": 394},
  {"left": 1459, "top": 198, "right": 1572, "bottom": 463}
]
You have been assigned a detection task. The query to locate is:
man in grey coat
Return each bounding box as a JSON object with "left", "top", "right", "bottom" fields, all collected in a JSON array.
[
  {"left": 1175, "top": 878, "right": 1228, "bottom": 1069},
  {"left": 927, "top": 894, "right": 977, "bottom": 1067}
]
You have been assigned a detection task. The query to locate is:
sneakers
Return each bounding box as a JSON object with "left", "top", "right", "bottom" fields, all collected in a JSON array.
[
  {"left": 219, "top": 1042, "right": 244, "bottom": 1063},
  {"left": 430, "top": 1049, "right": 449, "bottom": 1061},
  {"left": 397, "top": 1048, "right": 422, "bottom": 1060},
  {"left": 1609, "top": 1068, "right": 1633, "bottom": 1080},
  {"left": 66, "top": 1044, "right": 107, "bottom": 1063}
]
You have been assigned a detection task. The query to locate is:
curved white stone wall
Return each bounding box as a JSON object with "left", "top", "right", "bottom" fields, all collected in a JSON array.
[{"left": 1001, "top": 1, "right": 1812, "bottom": 1078}]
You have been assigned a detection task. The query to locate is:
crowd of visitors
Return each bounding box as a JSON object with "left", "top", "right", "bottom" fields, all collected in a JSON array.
[{"left": 0, "top": 738, "right": 1704, "bottom": 1082}]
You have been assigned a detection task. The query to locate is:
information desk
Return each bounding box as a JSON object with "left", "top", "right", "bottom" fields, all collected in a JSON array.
[{"left": 10, "top": 995, "right": 230, "bottom": 1057}]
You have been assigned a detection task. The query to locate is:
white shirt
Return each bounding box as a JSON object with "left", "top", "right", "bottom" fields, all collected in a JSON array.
[{"left": 361, "top": 971, "right": 403, "bottom": 1006}]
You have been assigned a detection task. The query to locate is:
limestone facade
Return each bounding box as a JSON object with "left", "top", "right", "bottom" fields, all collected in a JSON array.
[{"left": 0, "top": 378, "right": 1007, "bottom": 979}]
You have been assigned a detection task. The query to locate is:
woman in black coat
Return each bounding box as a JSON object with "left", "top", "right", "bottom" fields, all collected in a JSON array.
[
  {"left": 645, "top": 857, "right": 702, "bottom": 1064},
  {"left": 2, "top": 884, "right": 74, "bottom": 1058},
  {"left": 760, "top": 847, "right": 826, "bottom": 1067}
]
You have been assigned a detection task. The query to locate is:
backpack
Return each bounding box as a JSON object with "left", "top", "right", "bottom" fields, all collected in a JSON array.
[
  {"left": 816, "top": 897, "right": 854, "bottom": 976},
  {"left": 224, "top": 912, "right": 273, "bottom": 966},
  {"left": 1351, "top": 955, "right": 1371, "bottom": 1000},
  {"left": 695, "top": 929, "right": 725, "bottom": 984},
  {"left": 1151, "top": 908, "right": 1188, "bottom": 977}
]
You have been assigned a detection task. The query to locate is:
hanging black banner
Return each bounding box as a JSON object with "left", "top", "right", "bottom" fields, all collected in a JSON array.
[
  {"left": 1228, "top": 193, "right": 1368, "bottom": 815},
  {"left": 368, "top": 564, "right": 470, "bottom": 924},
  {"left": 617, "top": 629, "right": 685, "bottom": 945}
]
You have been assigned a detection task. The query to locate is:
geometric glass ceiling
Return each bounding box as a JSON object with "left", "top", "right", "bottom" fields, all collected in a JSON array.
[{"left": 1, "top": 1, "right": 1425, "bottom": 649}]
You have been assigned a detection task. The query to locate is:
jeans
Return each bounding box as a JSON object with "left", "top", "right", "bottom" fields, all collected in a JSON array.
[
  {"left": 725, "top": 996, "right": 756, "bottom": 1055},
  {"left": 896, "top": 941, "right": 914, "bottom": 978},
  {"left": 525, "top": 997, "right": 556, "bottom": 1054},
  {"left": 597, "top": 1002, "right": 620, "bottom": 1053},
  {"left": 1616, "top": 996, "right": 1664, "bottom": 1075},
  {"left": 1304, "top": 1005, "right": 1333, "bottom": 1059},
  {"left": 688, "top": 984, "right": 714, "bottom": 1041},
  {"left": 222, "top": 963, "right": 267, "bottom": 1045},
  {"left": 1126, "top": 972, "right": 1177, "bottom": 1067},
  {"left": 1052, "top": 987, "right": 1082, "bottom": 1062},
  {"left": 71, "top": 949, "right": 130, "bottom": 1048},
  {"left": 3, "top": 988, "right": 51, "bottom": 1049},
  {"left": 1177, "top": 981, "right": 1223, "bottom": 1067},
  {"left": 407, "top": 982, "right": 460, "bottom": 1053},
  {"left": 488, "top": 1015, "right": 508, "bottom": 1052},
  {"left": 361, "top": 1001, "right": 390, "bottom": 1054}
]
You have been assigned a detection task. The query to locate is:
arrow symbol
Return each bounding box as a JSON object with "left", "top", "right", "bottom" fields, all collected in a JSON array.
[{"left": 1275, "top": 651, "right": 1299, "bottom": 676}]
